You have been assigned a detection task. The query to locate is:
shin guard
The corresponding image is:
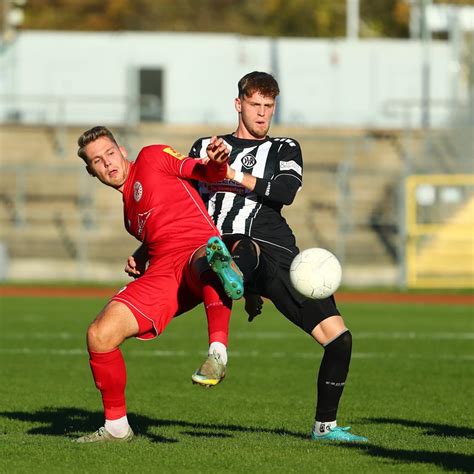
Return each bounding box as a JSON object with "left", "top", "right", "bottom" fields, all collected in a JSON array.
[
  {"left": 89, "top": 348, "right": 127, "bottom": 420},
  {"left": 315, "top": 330, "right": 352, "bottom": 422},
  {"left": 201, "top": 271, "right": 232, "bottom": 346}
]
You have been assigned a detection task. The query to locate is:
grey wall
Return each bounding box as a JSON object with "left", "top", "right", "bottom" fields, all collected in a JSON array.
[{"left": 0, "top": 31, "right": 458, "bottom": 128}]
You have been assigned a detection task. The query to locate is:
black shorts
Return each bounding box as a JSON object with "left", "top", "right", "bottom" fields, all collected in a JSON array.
[{"left": 223, "top": 235, "right": 340, "bottom": 334}]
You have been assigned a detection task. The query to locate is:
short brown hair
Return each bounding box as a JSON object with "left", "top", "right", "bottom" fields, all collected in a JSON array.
[
  {"left": 77, "top": 126, "right": 118, "bottom": 162},
  {"left": 238, "top": 71, "right": 280, "bottom": 99}
]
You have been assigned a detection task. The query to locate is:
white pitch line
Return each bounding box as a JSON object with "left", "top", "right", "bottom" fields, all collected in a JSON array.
[
  {"left": 0, "top": 348, "right": 85, "bottom": 355},
  {"left": 0, "top": 347, "right": 472, "bottom": 361},
  {"left": 1, "top": 332, "right": 78, "bottom": 340},
  {"left": 355, "top": 331, "right": 474, "bottom": 340},
  {"left": 1, "top": 331, "right": 474, "bottom": 340},
  {"left": 234, "top": 331, "right": 474, "bottom": 340}
]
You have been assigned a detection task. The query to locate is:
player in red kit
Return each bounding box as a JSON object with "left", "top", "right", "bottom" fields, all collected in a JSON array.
[{"left": 74, "top": 126, "right": 243, "bottom": 443}]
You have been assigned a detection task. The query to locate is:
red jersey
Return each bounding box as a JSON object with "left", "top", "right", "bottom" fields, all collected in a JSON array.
[{"left": 122, "top": 144, "right": 225, "bottom": 260}]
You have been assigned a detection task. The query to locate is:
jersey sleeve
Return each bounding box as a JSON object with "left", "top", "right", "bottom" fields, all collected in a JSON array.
[
  {"left": 141, "top": 144, "right": 226, "bottom": 183},
  {"left": 253, "top": 139, "right": 303, "bottom": 205},
  {"left": 183, "top": 137, "right": 228, "bottom": 182},
  {"left": 181, "top": 156, "right": 228, "bottom": 183}
]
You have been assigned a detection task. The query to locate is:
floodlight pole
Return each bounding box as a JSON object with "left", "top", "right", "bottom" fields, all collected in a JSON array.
[
  {"left": 346, "top": 0, "right": 359, "bottom": 40},
  {"left": 420, "top": 0, "right": 431, "bottom": 130},
  {"left": 270, "top": 38, "right": 280, "bottom": 125},
  {"left": 470, "top": 34, "right": 474, "bottom": 126}
]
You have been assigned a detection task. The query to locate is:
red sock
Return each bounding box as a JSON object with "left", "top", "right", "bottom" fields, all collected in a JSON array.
[
  {"left": 201, "top": 272, "right": 231, "bottom": 346},
  {"left": 89, "top": 348, "right": 127, "bottom": 420}
]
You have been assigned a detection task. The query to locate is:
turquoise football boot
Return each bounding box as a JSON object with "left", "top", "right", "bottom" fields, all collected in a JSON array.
[
  {"left": 311, "top": 426, "right": 368, "bottom": 443},
  {"left": 206, "top": 236, "right": 244, "bottom": 300}
]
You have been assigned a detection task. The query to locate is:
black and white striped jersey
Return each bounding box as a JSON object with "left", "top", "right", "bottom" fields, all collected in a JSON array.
[{"left": 189, "top": 134, "right": 303, "bottom": 253}]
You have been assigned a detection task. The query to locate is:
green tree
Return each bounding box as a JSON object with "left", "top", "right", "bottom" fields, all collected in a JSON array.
[{"left": 18, "top": 0, "right": 418, "bottom": 38}]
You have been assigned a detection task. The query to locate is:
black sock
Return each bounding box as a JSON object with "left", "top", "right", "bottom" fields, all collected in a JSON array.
[
  {"left": 315, "top": 330, "right": 352, "bottom": 422},
  {"left": 231, "top": 238, "right": 259, "bottom": 283}
]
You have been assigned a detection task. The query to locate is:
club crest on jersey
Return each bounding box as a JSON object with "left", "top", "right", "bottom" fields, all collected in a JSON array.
[
  {"left": 137, "top": 209, "right": 153, "bottom": 237},
  {"left": 163, "top": 146, "right": 185, "bottom": 160},
  {"left": 134, "top": 181, "right": 143, "bottom": 202},
  {"left": 241, "top": 154, "right": 256, "bottom": 169}
]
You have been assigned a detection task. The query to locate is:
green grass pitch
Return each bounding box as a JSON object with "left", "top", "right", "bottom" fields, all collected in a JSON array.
[{"left": 0, "top": 294, "right": 473, "bottom": 473}]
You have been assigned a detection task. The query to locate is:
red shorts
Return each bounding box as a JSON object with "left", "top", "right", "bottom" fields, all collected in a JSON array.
[{"left": 111, "top": 249, "right": 202, "bottom": 340}]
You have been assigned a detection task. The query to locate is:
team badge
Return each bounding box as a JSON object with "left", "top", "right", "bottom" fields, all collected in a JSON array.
[
  {"left": 137, "top": 209, "right": 153, "bottom": 237},
  {"left": 241, "top": 154, "right": 256, "bottom": 169},
  {"left": 134, "top": 181, "right": 143, "bottom": 202},
  {"left": 163, "top": 146, "right": 186, "bottom": 160}
]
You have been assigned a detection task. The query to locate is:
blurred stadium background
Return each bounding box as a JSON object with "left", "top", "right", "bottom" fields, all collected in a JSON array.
[{"left": 0, "top": 0, "right": 472, "bottom": 289}]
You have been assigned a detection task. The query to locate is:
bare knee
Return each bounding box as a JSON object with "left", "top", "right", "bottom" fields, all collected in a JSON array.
[
  {"left": 311, "top": 315, "right": 348, "bottom": 346},
  {"left": 87, "top": 320, "right": 118, "bottom": 352},
  {"left": 86, "top": 301, "right": 139, "bottom": 352}
]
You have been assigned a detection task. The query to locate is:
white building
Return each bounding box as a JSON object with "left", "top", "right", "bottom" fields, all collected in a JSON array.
[{"left": 0, "top": 30, "right": 461, "bottom": 128}]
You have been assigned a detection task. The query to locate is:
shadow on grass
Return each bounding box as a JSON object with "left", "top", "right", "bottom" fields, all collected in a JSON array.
[
  {"left": 368, "top": 417, "right": 474, "bottom": 439},
  {"left": 0, "top": 406, "right": 307, "bottom": 444},
  {"left": 346, "top": 417, "right": 474, "bottom": 472},
  {"left": 343, "top": 444, "right": 473, "bottom": 473},
  {"left": 3, "top": 409, "right": 472, "bottom": 470}
]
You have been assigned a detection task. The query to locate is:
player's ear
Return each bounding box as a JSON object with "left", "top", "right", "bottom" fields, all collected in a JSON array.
[
  {"left": 85, "top": 165, "right": 96, "bottom": 177},
  {"left": 235, "top": 97, "right": 241, "bottom": 113},
  {"left": 119, "top": 146, "right": 128, "bottom": 159}
]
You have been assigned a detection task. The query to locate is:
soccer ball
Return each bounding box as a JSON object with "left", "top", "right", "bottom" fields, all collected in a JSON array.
[{"left": 289, "top": 248, "right": 342, "bottom": 299}]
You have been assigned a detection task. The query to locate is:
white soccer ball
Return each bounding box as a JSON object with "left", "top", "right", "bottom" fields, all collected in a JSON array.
[{"left": 289, "top": 248, "right": 342, "bottom": 299}]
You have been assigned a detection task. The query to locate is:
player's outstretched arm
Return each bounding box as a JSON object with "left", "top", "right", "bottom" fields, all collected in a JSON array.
[
  {"left": 226, "top": 141, "right": 302, "bottom": 204},
  {"left": 225, "top": 166, "right": 257, "bottom": 191}
]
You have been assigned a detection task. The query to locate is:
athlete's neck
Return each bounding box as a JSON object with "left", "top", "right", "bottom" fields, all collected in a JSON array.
[{"left": 232, "top": 130, "right": 267, "bottom": 140}]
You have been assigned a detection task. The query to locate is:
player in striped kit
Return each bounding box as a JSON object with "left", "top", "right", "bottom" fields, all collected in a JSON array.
[{"left": 189, "top": 72, "right": 367, "bottom": 442}]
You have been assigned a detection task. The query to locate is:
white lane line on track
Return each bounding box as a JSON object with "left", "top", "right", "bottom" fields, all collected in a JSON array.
[{"left": 0, "top": 347, "right": 472, "bottom": 361}]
